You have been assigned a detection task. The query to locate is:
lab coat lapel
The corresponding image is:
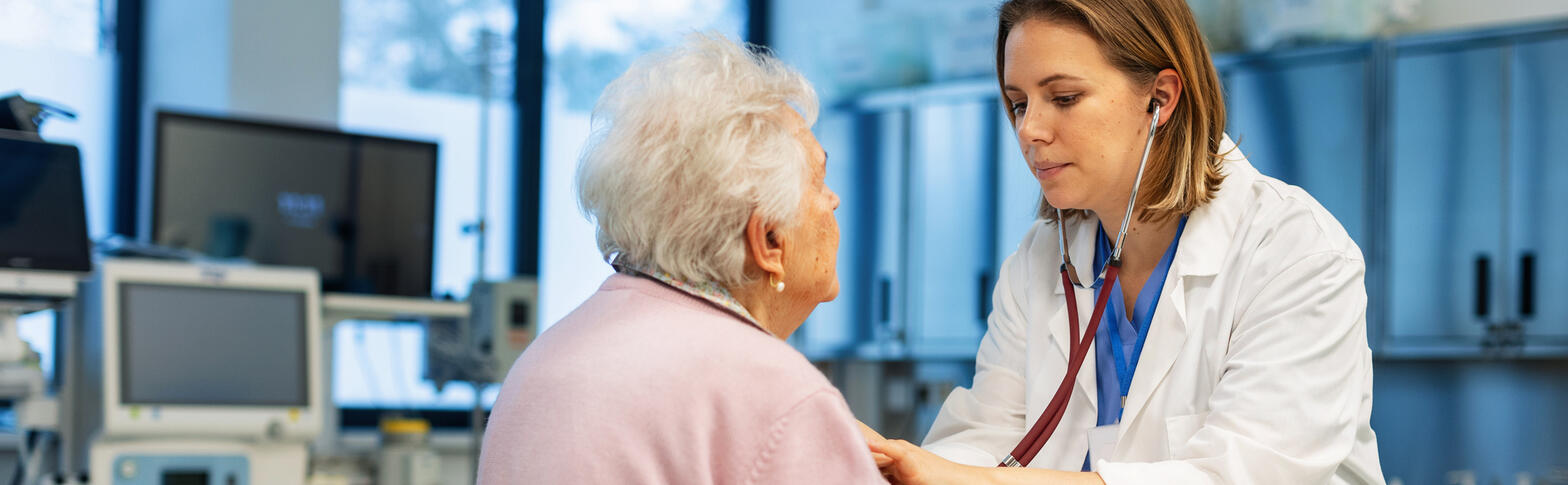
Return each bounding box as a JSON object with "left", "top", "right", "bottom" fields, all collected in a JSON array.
[
  {"left": 1115, "top": 275, "right": 1187, "bottom": 442},
  {"left": 1114, "top": 176, "right": 1232, "bottom": 442}
]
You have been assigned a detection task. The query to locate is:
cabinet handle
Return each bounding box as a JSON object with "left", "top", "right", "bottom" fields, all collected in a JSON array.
[
  {"left": 1520, "top": 252, "right": 1535, "bottom": 318},
  {"left": 1474, "top": 255, "right": 1490, "bottom": 318},
  {"left": 978, "top": 272, "right": 993, "bottom": 323},
  {"left": 877, "top": 276, "right": 892, "bottom": 323}
]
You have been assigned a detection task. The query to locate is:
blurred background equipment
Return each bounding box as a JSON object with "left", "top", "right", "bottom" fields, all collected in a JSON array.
[
  {"left": 376, "top": 417, "right": 441, "bottom": 485},
  {"left": 0, "top": 135, "right": 92, "bottom": 485},
  {"left": 466, "top": 278, "right": 538, "bottom": 382},
  {"left": 0, "top": 93, "right": 76, "bottom": 135},
  {"left": 152, "top": 111, "right": 438, "bottom": 298},
  {"left": 0, "top": 136, "right": 93, "bottom": 283},
  {"left": 69, "top": 260, "right": 325, "bottom": 484}
]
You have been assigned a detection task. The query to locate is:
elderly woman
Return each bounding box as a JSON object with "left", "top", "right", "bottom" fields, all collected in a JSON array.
[{"left": 476, "top": 34, "right": 882, "bottom": 484}]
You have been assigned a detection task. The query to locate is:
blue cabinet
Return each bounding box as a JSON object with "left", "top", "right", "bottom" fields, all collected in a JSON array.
[
  {"left": 1384, "top": 25, "right": 1568, "bottom": 356},
  {"left": 905, "top": 97, "right": 996, "bottom": 355},
  {"left": 867, "top": 104, "right": 911, "bottom": 351},
  {"left": 1387, "top": 42, "right": 1506, "bottom": 350},
  {"left": 810, "top": 82, "right": 1005, "bottom": 359},
  {"left": 1508, "top": 36, "right": 1568, "bottom": 347},
  {"left": 801, "top": 20, "right": 1568, "bottom": 360},
  {"left": 1217, "top": 45, "right": 1374, "bottom": 247},
  {"left": 995, "top": 109, "right": 1043, "bottom": 269},
  {"left": 797, "top": 110, "right": 876, "bottom": 355}
]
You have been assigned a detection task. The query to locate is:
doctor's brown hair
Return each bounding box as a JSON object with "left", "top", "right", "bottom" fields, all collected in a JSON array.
[{"left": 997, "top": 0, "right": 1227, "bottom": 223}]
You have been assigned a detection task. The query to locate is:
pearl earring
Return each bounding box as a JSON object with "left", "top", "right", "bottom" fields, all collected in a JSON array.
[{"left": 771, "top": 274, "right": 785, "bottom": 293}]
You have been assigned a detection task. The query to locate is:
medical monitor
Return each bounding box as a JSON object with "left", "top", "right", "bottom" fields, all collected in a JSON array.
[
  {"left": 0, "top": 135, "right": 92, "bottom": 297},
  {"left": 94, "top": 260, "right": 324, "bottom": 440},
  {"left": 152, "top": 111, "right": 437, "bottom": 297}
]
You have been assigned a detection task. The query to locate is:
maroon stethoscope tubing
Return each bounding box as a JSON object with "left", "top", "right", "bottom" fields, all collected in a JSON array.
[{"left": 998, "top": 262, "right": 1121, "bottom": 468}]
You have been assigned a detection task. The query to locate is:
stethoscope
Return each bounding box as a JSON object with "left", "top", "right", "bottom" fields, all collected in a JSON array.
[{"left": 999, "top": 99, "right": 1161, "bottom": 468}]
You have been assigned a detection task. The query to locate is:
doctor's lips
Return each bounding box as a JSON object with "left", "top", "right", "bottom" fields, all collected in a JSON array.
[{"left": 1034, "top": 161, "right": 1070, "bottom": 179}]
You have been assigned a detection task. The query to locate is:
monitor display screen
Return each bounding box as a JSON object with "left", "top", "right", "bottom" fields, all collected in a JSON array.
[
  {"left": 154, "top": 112, "right": 436, "bottom": 297},
  {"left": 119, "top": 283, "right": 308, "bottom": 406},
  {"left": 0, "top": 137, "right": 91, "bottom": 272}
]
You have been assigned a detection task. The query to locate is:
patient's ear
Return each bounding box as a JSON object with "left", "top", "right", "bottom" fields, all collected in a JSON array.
[{"left": 745, "top": 211, "right": 785, "bottom": 279}]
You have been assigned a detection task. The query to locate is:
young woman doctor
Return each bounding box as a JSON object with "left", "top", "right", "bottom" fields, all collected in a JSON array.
[{"left": 863, "top": 0, "right": 1386, "bottom": 483}]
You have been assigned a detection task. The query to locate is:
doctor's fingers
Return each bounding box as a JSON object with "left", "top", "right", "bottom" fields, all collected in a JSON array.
[
  {"left": 870, "top": 448, "right": 894, "bottom": 468},
  {"left": 867, "top": 439, "right": 930, "bottom": 481},
  {"left": 866, "top": 438, "right": 917, "bottom": 459},
  {"left": 858, "top": 420, "right": 888, "bottom": 443}
]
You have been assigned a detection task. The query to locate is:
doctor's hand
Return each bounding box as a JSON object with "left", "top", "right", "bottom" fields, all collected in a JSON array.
[
  {"left": 868, "top": 439, "right": 1108, "bottom": 485},
  {"left": 867, "top": 438, "right": 983, "bottom": 485},
  {"left": 856, "top": 420, "right": 893, "bottom": 468}
]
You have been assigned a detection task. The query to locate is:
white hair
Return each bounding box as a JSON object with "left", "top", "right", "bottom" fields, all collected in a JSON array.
[{"left": 576, "top": 32, "right": 820, "bottom": 287}]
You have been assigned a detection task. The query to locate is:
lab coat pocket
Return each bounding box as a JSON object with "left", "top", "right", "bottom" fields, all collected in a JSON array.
[{"left": 1164, "top": 412, "right": 1208, "bottom": 458}]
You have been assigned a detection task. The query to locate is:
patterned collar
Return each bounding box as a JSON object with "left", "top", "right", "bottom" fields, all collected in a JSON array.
[{"left": 616, "top": 265, "right": 765, "bottom": 334}]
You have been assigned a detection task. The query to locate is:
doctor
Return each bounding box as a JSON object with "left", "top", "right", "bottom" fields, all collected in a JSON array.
[{"left": 865, "top": 0, "right": 1385, "bottom": 483}]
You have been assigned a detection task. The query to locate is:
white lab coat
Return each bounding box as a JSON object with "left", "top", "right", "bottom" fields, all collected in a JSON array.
[{"left": 923, "top": 136, "right": 1385, "bottom": 484}]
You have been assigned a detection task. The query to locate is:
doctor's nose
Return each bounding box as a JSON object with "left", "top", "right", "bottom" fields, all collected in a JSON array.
[{"left": 1014, "top": 108, "right": 1055, "bottom": 146}]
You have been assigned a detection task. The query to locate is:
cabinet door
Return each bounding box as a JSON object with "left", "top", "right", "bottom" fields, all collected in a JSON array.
[
  {"left": 1223, "top": 53, "right": 1371, "bottom": 246},
  {"left": 995, "top": 107, "right": 1043, "bottom": 269},
  {"left": 869, "top": 108, "right": 909, "bottom": 346},
  {"left": 797, "top": 109, "right": 872, "bottom": 353},
  {"left": 1509, "top": 36, "right": 1568, "bottom": 344},
  {"left": 907, "top": 99, "right": 994, "bottom": 355},
  {"left": 1387, "top": 45, "right": 1508, "bottom": 345}
]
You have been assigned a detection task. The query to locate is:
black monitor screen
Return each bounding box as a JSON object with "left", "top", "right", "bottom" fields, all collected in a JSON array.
[
  {"left": 153, "top": 112, "right": 435, "bottom": 297},
  {"left": 0, "top": 136, "right": 91, "bottom": 272},
  {"left": 119, "top": 283, "right": 308, "bottom": 406}
]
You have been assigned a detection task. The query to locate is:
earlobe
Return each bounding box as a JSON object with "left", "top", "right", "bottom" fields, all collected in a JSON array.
[{"left": 745, "top": 211, "right": 786, "bottom": 279}]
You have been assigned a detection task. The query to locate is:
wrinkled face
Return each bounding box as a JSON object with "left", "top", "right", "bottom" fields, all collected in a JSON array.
[
  {"left": 777, "top": 109, "right": 841, "bottom": 303},
  {"left": 1002, "top": 18, "right": 1156, "bottom": 216}
]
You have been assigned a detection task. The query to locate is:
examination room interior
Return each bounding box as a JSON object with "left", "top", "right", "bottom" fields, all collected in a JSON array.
[{"left": 1, "top": 0, "right": 1566, "bottom": 483}]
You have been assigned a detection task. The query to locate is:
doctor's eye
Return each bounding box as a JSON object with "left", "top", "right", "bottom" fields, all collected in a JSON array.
[
  {"left": 1009, "top": 101, "right": 1027, "bottom": 118},
  {"left": 1052, "top": 94, "right": 1080, "bottom": 107}
]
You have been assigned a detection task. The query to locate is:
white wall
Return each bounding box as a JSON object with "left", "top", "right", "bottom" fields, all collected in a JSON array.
[
  {"left": 1402, "top": 0, "right": 1568, "bottom": 33},
  {"left": 228, "top": 0, "right": 342, "bottom": 122},
  {"left": 146, "top": 0, "right": 341, "bottom": 123}
]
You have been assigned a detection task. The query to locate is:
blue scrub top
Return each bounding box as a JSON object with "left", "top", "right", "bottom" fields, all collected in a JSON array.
[
  {"left": 1093, "top": 216, "right": 1187, "bottom": 425},
  {"left": 1082, "top": 216, "right": 1185, "bottom": 471}
]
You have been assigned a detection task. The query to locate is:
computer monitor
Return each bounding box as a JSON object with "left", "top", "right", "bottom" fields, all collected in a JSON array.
[
  {"left": 91, "top": 259, "right": 324, "bottom": 440},
  {"left": 0, "top": 135, "right": 92, "bottom": 297},
  {"left": 152, "top": 111, "right": 436, "bottom": 297}
]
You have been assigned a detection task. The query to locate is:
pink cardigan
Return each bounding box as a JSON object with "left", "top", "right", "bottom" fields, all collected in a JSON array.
[{"left": 477, "top": 274, "right": 884, "bottom": 484}]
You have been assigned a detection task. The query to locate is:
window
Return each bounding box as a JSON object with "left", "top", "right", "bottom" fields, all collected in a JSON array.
[
  {"left": 0, "top": 0, "right": 117, "bottom": 239},
  {"left": 336, "top": 0, "right": 518, "bottom": 413},
  {"left": 340, "top": 0, "right": 517, "bottom": 296}
]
